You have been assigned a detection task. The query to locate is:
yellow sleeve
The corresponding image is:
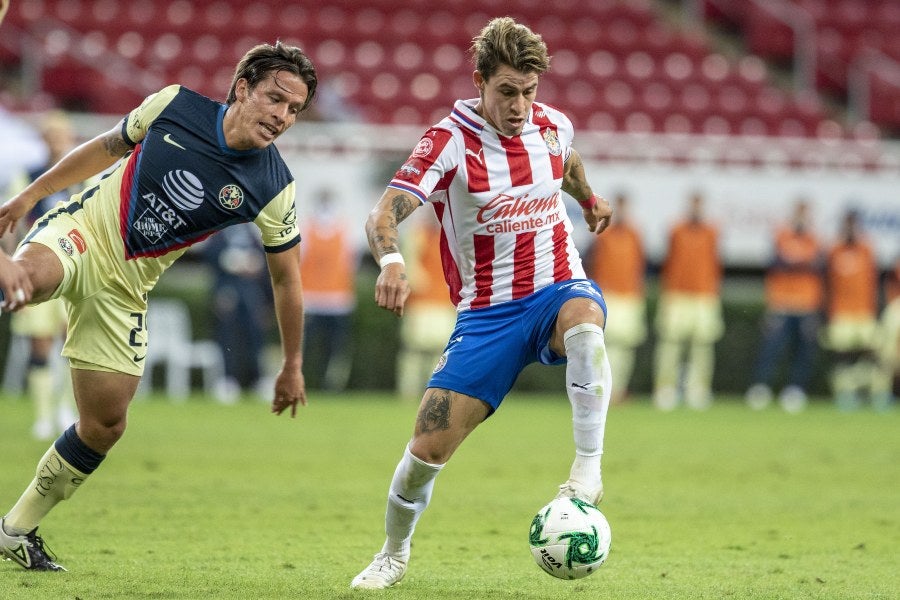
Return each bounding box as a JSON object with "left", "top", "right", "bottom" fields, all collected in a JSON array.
[
  {"left": 122, "top": 85, "right": 181, "bottom": 146},
  {"left": 254, "top": 180, "right": 300, "bottom": 252}
]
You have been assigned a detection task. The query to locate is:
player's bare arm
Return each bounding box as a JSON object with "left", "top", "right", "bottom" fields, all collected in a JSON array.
[
  {"left": 0, "top": 122, "right": 131, "bottom": 237},
  {"left": 366, "top": 189, "right": 419, "bottom": 317},
  {"left": 561, "top": 149, "right": 612, "bottom": 235},
  {"left": 266, "top": 245, "right": 307, "bottom": 417}
]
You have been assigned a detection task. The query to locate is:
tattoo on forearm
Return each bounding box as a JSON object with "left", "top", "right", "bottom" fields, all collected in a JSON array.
[
  {"left": 417, "top": 390, "right": 451, "bottom": 433},
  {"left": 562, "top": 151, "right": 590, "bottom": 199},
  {"left": 367, "top": 193, "right": 418, "bottom": 257}
]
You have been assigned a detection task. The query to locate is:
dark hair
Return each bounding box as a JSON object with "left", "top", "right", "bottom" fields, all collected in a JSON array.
[
  {"left": 470, "top": 17, "right": 550, "bottom": 81},
  {"left": 226, "top": 41, "right": 317, "bottom": 111}
]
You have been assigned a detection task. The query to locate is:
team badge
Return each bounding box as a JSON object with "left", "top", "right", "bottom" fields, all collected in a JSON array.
[
  {"left": 57, "top": 237, "right": 74, "bottom": 256},
  {"left": 413, "top": 137, "right": 433, "bottom": 157},
  {"left": 432, "top": 350, "right": 449, "bottom": 374},
  {"left": 542, "top": 129, "right": 561, "bottom": 156},
  {"left": 218, "top": 184, "right": 244, "bottom": 210}
]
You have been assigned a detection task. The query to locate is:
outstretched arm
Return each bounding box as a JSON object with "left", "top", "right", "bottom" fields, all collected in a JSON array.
[
  {"left": 0, "top": 121, "right": 131, "bottom": 237},
  {"left": 561, "top": 148, "right": 612, "bottom": 236},
  {"left": 364, "top": 188, "right": 420, "bottom": 317},
  {"left": 266, "top": 244, "right": 306, "bottom": 417}
]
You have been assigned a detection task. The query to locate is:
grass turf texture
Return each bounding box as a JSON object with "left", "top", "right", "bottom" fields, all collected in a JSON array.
[{"left": 0, "top": 392, "right": 896, "bottom": 599}]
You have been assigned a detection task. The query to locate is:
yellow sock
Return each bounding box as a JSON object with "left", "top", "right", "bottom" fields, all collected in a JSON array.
[
  {"left": 27, "top": 367, "right": 54, "bottom": 426},
  {"left": 4, "top": 445, "right": 88, "bottom": 533}
]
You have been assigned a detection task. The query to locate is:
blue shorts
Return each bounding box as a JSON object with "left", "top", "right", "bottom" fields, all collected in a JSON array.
[{"left": 427, "top": 279, "right": 606, "bottom": 414}]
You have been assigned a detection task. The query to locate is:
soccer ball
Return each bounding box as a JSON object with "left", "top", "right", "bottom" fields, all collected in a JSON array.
[{"left": 529, "top": 496, "right": 612, "bottom": 579}]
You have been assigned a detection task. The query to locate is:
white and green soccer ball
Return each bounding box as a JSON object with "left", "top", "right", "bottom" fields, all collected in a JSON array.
[{"left": 529, "top": 496, "right": 612, "bottom": 579}]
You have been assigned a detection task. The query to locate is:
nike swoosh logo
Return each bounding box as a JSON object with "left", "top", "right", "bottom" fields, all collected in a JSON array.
[
  {"left": 133, "top": 354, "right": 146, "bottom": 363},
  {"left": 163, "top": 133, "right": 186, "bottom": 150}
]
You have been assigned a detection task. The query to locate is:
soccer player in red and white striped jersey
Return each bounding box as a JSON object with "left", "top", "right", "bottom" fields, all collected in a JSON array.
[{"left": 352, "top": 17, "right": 615, "bottom": 589}]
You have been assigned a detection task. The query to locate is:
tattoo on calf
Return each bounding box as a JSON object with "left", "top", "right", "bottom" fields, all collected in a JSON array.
[{"left": 417, "top": 391, "right": 451, "bottom": 433}]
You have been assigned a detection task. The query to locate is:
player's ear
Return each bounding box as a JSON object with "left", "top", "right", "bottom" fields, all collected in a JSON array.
[
  {"left": 234, "top": 78, "right": 250, "bottom": 102},
  {"left": 473, "top": 70, "right": 485, "bottom": 92}
]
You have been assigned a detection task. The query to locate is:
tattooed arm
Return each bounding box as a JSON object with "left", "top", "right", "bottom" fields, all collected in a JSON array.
[
  {"left": 561, "top": 148, "right": 612, "bottom": 236},
  {"left": 364, "top": 188, "right": 421, "bottom": 317},
  {"left": 0, "top": 120, "right": 132, "bottom": 236}
]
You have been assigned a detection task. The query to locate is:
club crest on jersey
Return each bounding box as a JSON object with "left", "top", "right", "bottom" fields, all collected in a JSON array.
[
  {"left": 413, "top": 137, "right": 433, "bottom": 157},
  {"left": 218, "top": 184, "right": 244, "bottom": 210},
  {"left": 57, "top": 237, "right": 74, "bottom": 256},
  {"left": 542, "top": 129, "right": 562, "bottom": 156}
]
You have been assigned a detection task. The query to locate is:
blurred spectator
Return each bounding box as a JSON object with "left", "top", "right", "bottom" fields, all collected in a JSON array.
[
  {"left": 202, "top": 222, "right": 271, "bottom": 402},
  {"left": 653, "top": 191, "right": 723, "bottom": 410},
  {"left": 745, "top": 199, "right": 824, "bottom": 413},
  {"left": 300, "top": 188, "right": 357, "bottom": 392},
  {"left": 4, "top": 111, "right": 79, "bottom": 439},
  {"left": 0, "top": 107, "right": 45, "bottom": 194},
  {"left": 873, "top": 256, "right": 900, "bottom": 409},
  {"left": 395, "top": 212, "right": 456, "bottom": 399},
  {"left": 821, "top": 210, "right": 880, "bottom": 410},
  {"left": 585, "top": 192, "right": 647, "bottom": 404}
]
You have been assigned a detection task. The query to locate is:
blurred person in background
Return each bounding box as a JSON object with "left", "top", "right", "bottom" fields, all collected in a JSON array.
[
  {"left": 873, "top": 255, "right": 900, "bottom": 409},
  {"left": 351, "top": 17, "right": 614, "bottom": 589},
  {"left": 3, "top": 112, "right": 81, "bottom": 440},
  {"left": 202, "top": 222, "right": 272, "bottom": 402},
  {"left": 653, "top": 191, "right": 723, "bottom": 411},
  {"left": 299, "top": 187, "right": 357, "bottom": 392},
  {"left": 585, "top": 191, "right": 646, "bottom": 404},
  {"left": 0, "top": 41, "right": 316, "bottom": 571},
  {"left": 395, "top": 212, "right": 456, "bottom": 399},
  {"left": 745, "top": 199, "right": 824, "bottom": 413},
  {"left": 821, "top": 209, "right": 880, "bottom": 410}
]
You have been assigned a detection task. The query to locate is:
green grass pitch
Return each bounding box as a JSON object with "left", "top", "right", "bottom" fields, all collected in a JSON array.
[{"left": 0, "top": 392, "right": 897, "bottom": 599}]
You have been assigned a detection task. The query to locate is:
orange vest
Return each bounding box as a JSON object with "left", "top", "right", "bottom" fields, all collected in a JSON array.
[
  {"left": 660, "top": 220, "right": 720, "bottom": 295},
  {"left": 826, "top": 240, "right": 877, "bottom": 319},
  {"left": 764, "top": 227, "right": 824, "bottom": 312},
  {"left": 408, "top": 224, "right": 449, "bottom": 306},
  {"left": 588, "top": 222, "right": 645, "bottom": 296},
  {"left": 300, "top": 220, "right": 355, "bottom": 310}
]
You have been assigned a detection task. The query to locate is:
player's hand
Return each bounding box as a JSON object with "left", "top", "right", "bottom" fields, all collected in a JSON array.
[
  {"left": 374, "top": 263, "right": 411, "bottom": 317},
  {"left": 584, "top": 195, "right": 613, "bottom": 235},
  {"left": 0, "top": 194, "right": 33, "bottom": 237},
  {"left": 0, "top": 251, "right": 32, "bottom": 312},
  {"left": 271, "top": 367, "right": 306, "bottom": 418}
]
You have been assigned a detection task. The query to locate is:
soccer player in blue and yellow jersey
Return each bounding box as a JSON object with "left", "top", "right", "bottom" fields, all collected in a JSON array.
[{"left": 0, "top": 41, "right": 317, "bottom": 571}]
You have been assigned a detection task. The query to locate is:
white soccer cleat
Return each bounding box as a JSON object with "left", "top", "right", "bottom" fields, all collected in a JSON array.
[
  {"left": 555, "top": 479, "right": 604, "bottom": 506},
  {"left": 0, "top": 518, "right": 66, "bottom": 571},
  {"left": 351, "top": 552, "right": 408, "bottom": 589}
]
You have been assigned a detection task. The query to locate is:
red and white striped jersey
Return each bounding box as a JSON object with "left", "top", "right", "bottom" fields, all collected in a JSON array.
[{"left": 389, "top": 99, "right": 587, "bottom": 312}]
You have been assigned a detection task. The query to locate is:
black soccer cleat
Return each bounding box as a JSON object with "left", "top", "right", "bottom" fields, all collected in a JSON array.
[{"left": 1, "top": 518, "right": 67, "bottom": 571}]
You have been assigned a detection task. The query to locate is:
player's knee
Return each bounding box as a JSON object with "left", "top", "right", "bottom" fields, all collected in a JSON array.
[{"left": 78, "top": 418, "right": 127, "bottom": 452}]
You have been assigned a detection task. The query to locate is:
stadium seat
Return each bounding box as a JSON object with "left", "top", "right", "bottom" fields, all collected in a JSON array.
[{"left": 139, "top": 298, "right": 225, "bottom": 401}]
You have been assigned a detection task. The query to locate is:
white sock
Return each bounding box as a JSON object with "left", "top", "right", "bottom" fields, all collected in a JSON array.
[
  {"left": 564, "top": 324, "right": 612, "bottom": 488},
  {"left": 382, "top": 444, "right": 443, "bottom": 558}
]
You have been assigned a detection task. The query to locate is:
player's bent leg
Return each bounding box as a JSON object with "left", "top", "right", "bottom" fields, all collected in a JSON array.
[
  {"left": 71, "top": 368, "right": 140, "bottom": 453},
  {"left": 552, "top": 300, "right": 610, "bottom": 506},
  {"left": 12, "top": 242, "right": 66, "bottom": 305},
  {"left": 556, "top": 323, "right": 611, "bottom": 506},
  {"left": 2, "top": 368, "right": 139, "bottom": 571},
  {"left": 351, "top": 390, "right": 489, "bottom": 589}
]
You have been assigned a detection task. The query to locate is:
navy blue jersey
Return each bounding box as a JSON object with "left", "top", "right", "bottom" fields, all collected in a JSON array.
[{"left": 112, "top": 85, "right": 299, "bottom": 259}]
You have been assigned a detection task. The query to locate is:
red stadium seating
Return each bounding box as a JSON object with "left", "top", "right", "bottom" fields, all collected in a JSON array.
[
  {"left": 701, "top": 0, "right": 900, "bottom": 132},
  {"left": 0, "top": 0, "right": 882, "bottom": 137}
]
